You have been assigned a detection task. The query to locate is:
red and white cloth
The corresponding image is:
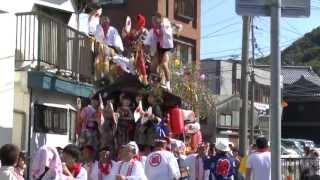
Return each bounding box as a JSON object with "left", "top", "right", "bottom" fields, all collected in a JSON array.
[
  {"left": 145, "top": 150, "right": 181, "bottom": 180},
  {"left": 105, "top": 160, "right": 147, "bottom": 180}
]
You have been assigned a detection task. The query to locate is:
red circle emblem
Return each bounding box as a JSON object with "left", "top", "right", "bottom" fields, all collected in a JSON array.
[{"left": 149, "top": 153, "right": 162, "bottom": 167}]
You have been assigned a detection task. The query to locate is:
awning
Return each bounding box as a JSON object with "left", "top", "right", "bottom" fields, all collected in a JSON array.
[{"left": 254, "top": 102, "right": 269, "bottom": 111}]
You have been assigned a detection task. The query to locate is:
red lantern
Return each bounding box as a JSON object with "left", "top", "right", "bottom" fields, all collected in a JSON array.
[
  {"left": 169, "top": 106, "right": 184, "bottom": 135},
  {"left": 191, "top": 131, "right": 202, "bottom": 151}
]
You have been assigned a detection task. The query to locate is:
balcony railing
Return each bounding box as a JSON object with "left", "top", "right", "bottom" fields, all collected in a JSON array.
[{"left": 15, "top": 11, "right": 93, "bottom": 82}]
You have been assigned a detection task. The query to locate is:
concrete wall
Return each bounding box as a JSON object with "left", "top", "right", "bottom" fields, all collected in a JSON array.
[
  {"left": 0, "top": 12, "right": 16, "bottom": 146},
  {"left": 0, "top": 0, "right": 76, "bottom": 147},
  {"left": 200, "top": 60, "right": 220, "bottom": 94},
  {"left": 220, "top": 61, "right": 234, "bottom": 96}
]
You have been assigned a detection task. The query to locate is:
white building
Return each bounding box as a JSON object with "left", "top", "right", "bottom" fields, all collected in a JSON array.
[{"left": 0, "top": 0, "right": 93, "bottom": 154}]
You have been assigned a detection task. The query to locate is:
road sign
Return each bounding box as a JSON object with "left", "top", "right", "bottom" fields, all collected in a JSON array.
[{"left": 236, "top": 0, "right": 310, "bottom": 17}]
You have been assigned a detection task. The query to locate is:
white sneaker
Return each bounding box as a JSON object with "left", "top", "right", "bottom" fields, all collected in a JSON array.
[
  {"left": 160, "top": 81, "right": 171, "bottom": 91},
  {"left": 166, "top": 81, "right": 171, "bottom": 91}
]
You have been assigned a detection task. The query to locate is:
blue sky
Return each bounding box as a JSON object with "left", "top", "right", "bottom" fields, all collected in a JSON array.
[{"left": 200, "top": 0, "right": 320, "bottom": 60}]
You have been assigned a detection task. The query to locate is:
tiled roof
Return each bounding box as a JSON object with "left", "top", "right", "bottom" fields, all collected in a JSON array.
[{"left": 281, "top": 66, "right": 320, "bottom": 86}]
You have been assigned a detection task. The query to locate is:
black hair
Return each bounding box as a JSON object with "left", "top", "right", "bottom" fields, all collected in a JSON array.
[
  {"left": 81, "top": 97, "right": 91, "bottom": 107},
  {"left": 63, "top": 144, "right": 81, "bottom": 162},
  {"left": 84, "top": 3, "right": 101, "bottom": 14},
  {"left": 256, "top": 136, "right": 268, "bottom": 149},
  {"left": 99, "top": 146, "right": 110, "bottom": 152},
  {"left": 0, "top": 144, "right": 20, "bottom": 166},
  {"left": 18, "top": 151, "right": 27, "bottom": 161},
  {"left": 81, "top": 145, "right": 96, "bottom": 153}
]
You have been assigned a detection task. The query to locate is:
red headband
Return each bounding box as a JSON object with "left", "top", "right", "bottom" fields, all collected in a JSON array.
[{"left": 137, "top": 14, "right": 146, "bottom": 28}]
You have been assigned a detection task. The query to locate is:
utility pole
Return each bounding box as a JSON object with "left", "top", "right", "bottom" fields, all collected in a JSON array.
[
  {"left": 239, "top": 16, "right": 250, "bottom": 156},
  {"left": 250, "top": 17, "right": 255, "bottom": 145},
  {"left": 270, "top": 0, "right": 281, "bottom": 179}
]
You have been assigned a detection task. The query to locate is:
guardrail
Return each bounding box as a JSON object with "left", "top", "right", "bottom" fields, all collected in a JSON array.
[{"left": 282, "top": 158, "right": 320, "bottom": 180}]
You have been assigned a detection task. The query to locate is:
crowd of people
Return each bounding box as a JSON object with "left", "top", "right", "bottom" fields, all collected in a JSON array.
[
  {"left": 0, "top": 136, "right": 273, "bottom": 180},
  {"left": 0, "top": 2, "right": 274, "bottom": 180}
]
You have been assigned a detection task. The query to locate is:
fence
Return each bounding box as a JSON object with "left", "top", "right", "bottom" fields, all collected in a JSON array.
[
  {"left": 282, "top": 158, "right": 320, "bottom": 180},
  {"left": 15, "top": 11, "right": 94, "bottom": 82}
]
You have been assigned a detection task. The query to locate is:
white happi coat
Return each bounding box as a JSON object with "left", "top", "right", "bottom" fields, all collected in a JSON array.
[
  {"left": 83, "top": 161, "right": 99, "bottom": 180},
  {"left": 145, "top": 150, "right": 181, "bottom": 180},
  {"left": 94, "top": 25, "right": 124, "bottom": 52},
  {"left": 144, "top": 18, "right": 174, "bottom": 56},
  {"left": 105, "top": 160, "right": 147, "bottom": 180}
]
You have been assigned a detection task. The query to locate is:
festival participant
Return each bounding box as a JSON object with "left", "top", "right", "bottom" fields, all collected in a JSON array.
[
  {"left": 246, "top": 137, "right": 271, "bottom": 180},
  {"left": 82, "top": 145, "right": 99, "bottom": 180},
  {"left": 79, "top": 97, "right": 101, "bottom": 131},
  {"left": 31, "top": 145, "right": 64, "bottom": 180},
  {"left": 182, "top": 144, "right": 210, "bottom": 180},
  {"left": 145, "top": 139, "right": 181, "bottom": 180},
  {"left": 14, "top": 151, "right": 27, "bottom": 180},
  {"left": 87, "top": 4, "right": 102, "bottom": 35},
  {"left": 100, "top": 100, "right": 119, "bottom": 156},
  {"left": 144, "top": 13, "right": 174, "bottom": 90},
  {"left": 78, "top": 96, "right": 103, "bottom": 150},
  {"left": 72, "top": 3, "right": 101, "bottom": 36},
  {"left": 122, "top": 14, "right": 149, "bottom": 85},
  {"left": 115, "top": 95, "right": 135, "bottom": 148},
  {"left": 0, "top": 144, "right": 22, "bottom": 180},
  {"left": 133, "top": 92, "right": 163, "bottom": 148},
  {"left": 62, "top": 145, "right": 87, "bottom": 180},
  {"left": 78, "top": 121, "right": 100, "bottom": 153},
  {"left": 206, "top": 141, "right": 236, "bottom": 180},
  {"left": 107, "top": 143, "right": 147, "bottom": 180},
  {"left": 95, "top": 16, "right": 124, "bottom": 53},
  {"left": 98, "top": 146, "right": 116, "bottom": 180},
  {"left": 171, "top": 139, "right": 190, "bottom": 180}
]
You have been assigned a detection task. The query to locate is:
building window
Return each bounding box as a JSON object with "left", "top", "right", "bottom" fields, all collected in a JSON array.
[
  {"left": 219, "top": 114, "right": 232, "bottom": 127},
  {"left": 175, "top": 41, "right": 195, "bottom": 64},
  {"left": 175, "top": 0, "right": 195, "bottom": 20},
  {"left": 34, "top": 104, "right": 68, "bottom": 134},
  {"left": 234, "top": 79, "right": 241, "bottom": 95},
  {"left": 99, "top": 0, "right": 126, "bottom": 5}
]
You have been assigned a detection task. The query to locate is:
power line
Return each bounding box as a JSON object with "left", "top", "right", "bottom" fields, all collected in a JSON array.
[
  {"left": 201, "top": 22, "right": 242, "bottom": 39},
  {"left": 283, "top": 19, "right": 301, "bottom": 35},
  {"left": 202, "top": 30, "right": 240, "bottom": 40},
  {"left": 202, "top": 16, "right": 239, "bottom": 28},
  {"left": 257, "top": 17, "right": 303, "bottom": 36},
  {"left": 282, "top": 26, "right": 303, "bottom": 36},
  {"left": 202, "top": 0, "right": 225, "bottom": 14},
  {"left": 201, "top": 38, "right": 295, "bottom": 58},
  {"left": 201, "top": 48, "right": 242, "bottom": 56}
]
